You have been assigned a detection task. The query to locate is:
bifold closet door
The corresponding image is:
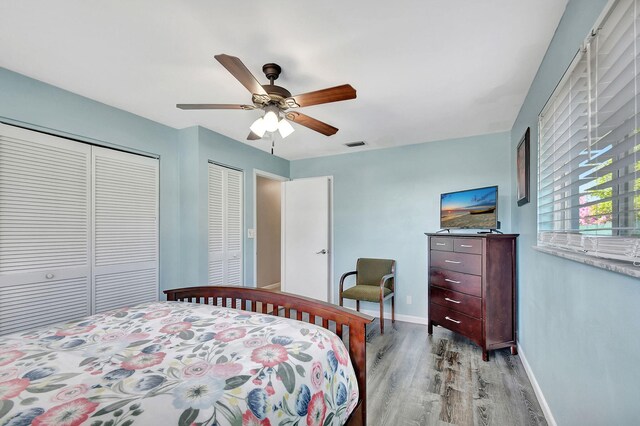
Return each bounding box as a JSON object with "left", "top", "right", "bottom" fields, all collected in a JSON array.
[
  {"left": 0, "top": 123, "right": 92, "bottom": 335},
  {"left": 92, "top": 146, "right": 158, "bottom": 313},
  {"left": 208, "top": 163, "right": 243, "bottom": 286}
]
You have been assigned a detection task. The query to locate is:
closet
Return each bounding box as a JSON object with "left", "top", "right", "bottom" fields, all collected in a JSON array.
[
  {"left": 0, "top": 123, "right": 158, "bottom": 335},
  {"left": 208, "top": 162, "right": 243, "bottom": 286}
]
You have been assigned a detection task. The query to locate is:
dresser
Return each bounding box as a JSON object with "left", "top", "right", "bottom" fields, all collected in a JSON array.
[{"left": 426, "top": 233, "right": 518, "bottom": 361}]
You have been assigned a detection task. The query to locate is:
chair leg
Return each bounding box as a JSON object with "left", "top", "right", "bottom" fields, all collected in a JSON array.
[
  {"left": 392, "top": 295, "right": 395, "bottom": 323},
  {"left": 380, "top": 301, "right": 384, "bottom": 334},
  {"left": 356, "top": 300, "right": 360, "bottom": 312}
]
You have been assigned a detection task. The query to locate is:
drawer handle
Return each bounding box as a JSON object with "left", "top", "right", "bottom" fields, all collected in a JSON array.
[
  {"left": 445, "top": 297, "right": 461, "bottom": 304},
  {"left": 436, "top": 243, "right": 446, "bottom": 246},
  {"left": 445, "top": 260, "right": 461, "bottom": 264},
  {"left": 444, "top": 278, "right": 461, "bottom": 284},
  {"left": 445, "top": 316, "right": 461, "bottom": 324},
  {"left": 460, "top": 244, "right": 473, "bottom": 248}
]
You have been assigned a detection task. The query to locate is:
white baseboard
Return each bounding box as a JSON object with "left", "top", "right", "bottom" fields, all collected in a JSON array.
[
  {"left": 517, "top": 342, "right": 557, "bottom": 426},
  {"left": 357, "top": 308, "right": 428, "bottom": 325}
]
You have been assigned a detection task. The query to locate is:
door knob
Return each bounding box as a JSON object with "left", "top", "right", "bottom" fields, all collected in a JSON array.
[{"left": 316, "top": 249, "right": 327, "bottom": 254}]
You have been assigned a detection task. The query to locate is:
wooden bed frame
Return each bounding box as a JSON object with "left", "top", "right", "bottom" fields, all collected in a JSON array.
[{"left": 164, "top": 286, "right": 373, "bottom": 426}]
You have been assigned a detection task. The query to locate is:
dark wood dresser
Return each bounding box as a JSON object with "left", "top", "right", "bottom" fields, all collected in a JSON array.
[{"left": 426, "top": 233, "right": 518, "bottom": 361}]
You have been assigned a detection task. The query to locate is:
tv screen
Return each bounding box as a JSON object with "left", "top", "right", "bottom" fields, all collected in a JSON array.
[{"left": 440, "top": 186, "right": 498, "bottom": 230}]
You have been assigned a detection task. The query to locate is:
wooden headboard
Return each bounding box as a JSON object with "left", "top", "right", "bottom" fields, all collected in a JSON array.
[{"left": 164, "top": 286, "right": 373, "bottom": 426}]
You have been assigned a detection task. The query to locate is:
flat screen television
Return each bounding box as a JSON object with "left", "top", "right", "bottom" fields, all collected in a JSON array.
[{"left": 440, "top": 185, "right": 498, "bottom": 230}]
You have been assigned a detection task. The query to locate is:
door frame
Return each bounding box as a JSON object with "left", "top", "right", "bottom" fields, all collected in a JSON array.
[
  {"left": 281, "top": 176, "right": 334, "bottom": 303},
  {"left": 253, "top": 169, "right": 288, "bottom": 288}
]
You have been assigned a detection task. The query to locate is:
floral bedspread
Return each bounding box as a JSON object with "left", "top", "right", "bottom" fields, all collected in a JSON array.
[{"left": 0, "top": 301, "right": 358, "bottom": 426}]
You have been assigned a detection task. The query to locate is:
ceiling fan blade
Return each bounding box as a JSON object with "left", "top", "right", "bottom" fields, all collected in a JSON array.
[
  {"left": 285, "top": 84, "right": 356, "bottom": 108},
  {"left": 214, "top": 54, "right": 268, "bottom": 96},
  {"left": 176, "top": 104, "right": 255, "bottom": 110},
  {"left": 247, "top": 131, "right": 261, "bottom": 140},
  {"left": 285, "top": 112, "right": 338, "bottom": 136}
]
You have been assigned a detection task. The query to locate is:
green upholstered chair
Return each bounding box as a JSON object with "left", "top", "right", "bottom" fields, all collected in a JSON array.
[{"left": 339, "top": 258, "right": 396, "bottom": 334}]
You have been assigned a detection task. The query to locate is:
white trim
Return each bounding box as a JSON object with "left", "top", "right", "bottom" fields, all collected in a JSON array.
[
  {"left": 254, "top": 169, "right": 289, "bottom": 182},
  {"left": 350, "top": 306, "right": 428, "bottom": 325},
  {"left": 0, "top": 118, "right": 160, "bottom": 159},
  {"left": 328, "top": 176, "right": 334, "bottom": 304},
  {"left": 517, "top": 342, "right": 557, "bottom": 426},
  {"left": 252, "top": 169, "right": 287, "bottom": 288}
]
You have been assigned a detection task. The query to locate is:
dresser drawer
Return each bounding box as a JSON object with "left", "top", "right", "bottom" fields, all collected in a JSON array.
[
  {"left": 430, "top": 302, "right": 482, "bottom": 344},
  {"left": 429, "top": 268, "right": 482, "bottom": 297},
  {"left": 430, "top": 250, "right": 482, "bottom": 275},
  {"left": 453, "top": 238, "right": 482, "bottom": 254},
  {"left": 430, "top": 286, "right": 482, "bottom": 318},
  {"left": 430, "top": 237, "right": 453, "bottom": 251}
]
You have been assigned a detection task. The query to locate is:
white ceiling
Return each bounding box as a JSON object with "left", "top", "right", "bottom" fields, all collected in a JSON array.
[{"left": 0, "top": 1, "right": 568, "bottom": 160}]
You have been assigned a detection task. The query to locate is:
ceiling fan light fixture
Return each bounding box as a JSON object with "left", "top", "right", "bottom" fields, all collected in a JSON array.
[
  {"left": 250, "top": 117, "right": 267, "bottom": 137},
  {"left": 278, "top": 118, "right": 295, "bottom": 138},
  {"left": 263, "top": 105, "right": 280, "bottom": 132}
]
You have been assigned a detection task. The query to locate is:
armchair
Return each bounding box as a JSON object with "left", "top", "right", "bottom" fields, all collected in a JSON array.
[{"left": 339, "top": 258, "right": 396, "bottom": 334}]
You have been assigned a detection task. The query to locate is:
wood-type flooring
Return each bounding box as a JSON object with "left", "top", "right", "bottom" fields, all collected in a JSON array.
[{"left": 365, "top": 321, "right": 547, "bottom": 426}]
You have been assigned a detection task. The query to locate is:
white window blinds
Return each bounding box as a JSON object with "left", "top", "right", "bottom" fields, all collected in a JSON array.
[{"left": 538, "top": 0, "right": 639, "bottom": 263}]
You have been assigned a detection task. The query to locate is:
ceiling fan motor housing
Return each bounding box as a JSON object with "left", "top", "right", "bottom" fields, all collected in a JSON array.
[
  {"left": 262, "top": 63, "right": 281, "bottom": 81},
  {"left": 251, "top": 63, "right": 295, "bottom": 108},
  {"left": 256, "top": 85, "right": 292, "bottom": 105}
]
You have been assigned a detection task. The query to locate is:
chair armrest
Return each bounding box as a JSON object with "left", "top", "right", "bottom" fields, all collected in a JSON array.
[
  {"left": 340, "top": 270, "right": 357, "bottom": 293},
  {"left": 380, "top": 273, "right": 395, "bottom": 292}
]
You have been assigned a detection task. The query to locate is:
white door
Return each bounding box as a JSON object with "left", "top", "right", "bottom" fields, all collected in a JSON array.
[
  {"left": 282, "top": 177, "right": 331, "bottom": 302},
  {"left": 0, "top": 123, "right": 160, "bottom": 335},
  {"left": 0, "top": 123, "right": 92, "bottom": 335},
  {"left": 92, "top": 146, "right": 159, "bottom": 313},
  {"left": 208, "top": 163, "right": 243, "bottom": 286}
]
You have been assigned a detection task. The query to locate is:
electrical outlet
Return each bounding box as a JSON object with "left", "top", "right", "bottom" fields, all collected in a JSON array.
[{"left": 406, "top": 295, "right": 412, "bottom": 305}]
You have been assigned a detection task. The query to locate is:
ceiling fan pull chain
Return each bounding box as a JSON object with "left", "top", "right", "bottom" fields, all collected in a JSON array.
[{"left": 271, "top": 139, "right": 275, "bottom": 155}]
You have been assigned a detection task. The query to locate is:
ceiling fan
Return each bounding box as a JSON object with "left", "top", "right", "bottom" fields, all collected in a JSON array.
[{"left": 177, "top": 54, "right": 357, "bottom": 140}]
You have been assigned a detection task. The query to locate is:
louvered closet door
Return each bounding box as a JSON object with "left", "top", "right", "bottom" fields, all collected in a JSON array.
[
  {"left": 92, "top": 146, "right": 158, "bottom": 313},
  {"left": 208, "top": 163, "right": 243, "bottom": 286},
  {"left": 225, "top": 169, "right": 243, "bottom": 285},
  {"left": 0, "top": 123, "right": 91, "bottom": 335}
]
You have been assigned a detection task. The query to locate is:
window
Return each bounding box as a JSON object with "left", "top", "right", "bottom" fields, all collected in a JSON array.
[{"left": 538, "top": 0, "right": 639, "bottom": 264}]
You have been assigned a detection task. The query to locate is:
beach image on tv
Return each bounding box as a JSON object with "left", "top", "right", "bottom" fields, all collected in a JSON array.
[{"left": 441, "top": 187, "right": 497, "bottom": 229}]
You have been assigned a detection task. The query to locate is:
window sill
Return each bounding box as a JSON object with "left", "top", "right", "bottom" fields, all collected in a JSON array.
[{"left": 533, "top": 245, "right": 640, "bottom": 279}]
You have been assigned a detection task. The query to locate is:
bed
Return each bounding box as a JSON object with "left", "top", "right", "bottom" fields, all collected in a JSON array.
[{"left": 0, "top": 286, "right": 372, "bottom": 426}]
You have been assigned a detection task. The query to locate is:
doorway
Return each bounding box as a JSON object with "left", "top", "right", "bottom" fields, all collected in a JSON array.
[
  {"left": 281, "top": 176, "right": 332, "bottom": 302},
  {"left": 254, "top": 171, "right": 286, "bottom": 290}
]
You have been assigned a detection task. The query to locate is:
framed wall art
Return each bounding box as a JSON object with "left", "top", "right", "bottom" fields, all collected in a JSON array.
[{"left": 517, "top": 127, "right": 530, "bottom": 206}]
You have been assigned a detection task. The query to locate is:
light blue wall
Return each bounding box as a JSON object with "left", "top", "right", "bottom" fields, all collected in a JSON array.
[
  {"left": 510, "top": 1, "right": 640, "bottom": 424},
  {"left": 178, "top": 126, "right": 201, "bottom": 287},
  {"left": 0, "top": 67, "right": 290, "bottom": 294},
  {"left": 188, "top": 127, "right": 289, "bottom": 287},
  {"left": 291, "top": 132, "right": 512, "bottom": 318}
]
